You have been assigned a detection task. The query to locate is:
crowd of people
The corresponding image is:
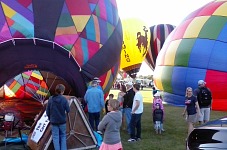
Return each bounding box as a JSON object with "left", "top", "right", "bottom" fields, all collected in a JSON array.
[{"left": 45, "top": 78, "right": 212, "bottom": 149}]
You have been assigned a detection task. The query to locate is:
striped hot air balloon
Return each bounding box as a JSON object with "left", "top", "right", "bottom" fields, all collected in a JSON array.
[{"left": 145, "top": 24, "right": 175, "bottom": 70}]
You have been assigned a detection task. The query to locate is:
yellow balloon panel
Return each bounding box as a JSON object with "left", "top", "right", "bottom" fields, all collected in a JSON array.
[{"left": 120, "top": 19, "right": 150, "bottom": 73}]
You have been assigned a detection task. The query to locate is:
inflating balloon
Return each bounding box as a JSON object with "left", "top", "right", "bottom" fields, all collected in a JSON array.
[
  {"left": 0, "top": 0, "right": 122, "bottom": 99},
  {"left": 120, "top": 18, "right": 150, "bottom": 78},
  {"left": 154, "top": 0, "right": 227, "bottom": 111},
  {"left": 145, "top": 24, "right": 175, "bottom": 70},
  {"left": 2, "top": 70, "right": 74, "bottom": 102}
]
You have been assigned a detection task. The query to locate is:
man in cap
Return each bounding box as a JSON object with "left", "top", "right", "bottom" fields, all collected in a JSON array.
[
  {"left": 194, "top": 80, "right": 212, "bottom": 124},
  {"left": 84, "top": 80, "right": 105, "bottom": 130},
  {"left": 123, "top": 81, "right": 135, "bottom": 134}
]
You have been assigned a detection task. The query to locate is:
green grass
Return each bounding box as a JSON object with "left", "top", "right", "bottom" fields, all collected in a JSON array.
[{"left": 108, "top": 88, "right": 226, "bottom": 150}]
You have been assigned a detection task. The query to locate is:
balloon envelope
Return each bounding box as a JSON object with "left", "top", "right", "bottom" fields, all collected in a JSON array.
[
  {"left": 154, "top": 0, "right": 227, "bottom": 111},
  {"left": 120, "top": 18, "right": 150, "bottom": 78},
  {"left": 145, "top": 24, "right": 175, "bottom": 70},
  {"left": 1, "top": 70, "right": 74, "bottom": 102},
  {"left": 0, "top": 0, "right": 122, "bottom": 98}
]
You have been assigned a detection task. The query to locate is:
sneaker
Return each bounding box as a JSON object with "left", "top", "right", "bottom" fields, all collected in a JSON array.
[
  {"left": 136, "top": 138, "right": 141, "bottom": 141},
  {"left": 128, "top": 138, "right": 136, "bottom": 142}
]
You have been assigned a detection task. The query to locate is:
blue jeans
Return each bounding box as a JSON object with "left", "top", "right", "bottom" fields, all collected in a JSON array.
[
  {"left": 88, "top": 112, "right": 100, "bottom": 131},
  {"left": 123, "top": 108, "right": 132, "bottom": 134},
  {"left": 130, "top": 113, "right": 142, "bottom": 139},
  {"left": 51, "top": 124, "right": 67, "bottom": 150}
]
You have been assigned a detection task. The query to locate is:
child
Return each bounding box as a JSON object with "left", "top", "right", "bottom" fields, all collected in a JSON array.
[
  {"left": 153, "top": 103, "right": 164, "bottom": 134},
  {"left": 152, "top": 92, "right": 165, "bottom": 131},
  {"left": 98, "top": 99, "right": 123, "bottom": 150},
  {"left": 105, "top": 94, "right": 114, "bottom": 114}
]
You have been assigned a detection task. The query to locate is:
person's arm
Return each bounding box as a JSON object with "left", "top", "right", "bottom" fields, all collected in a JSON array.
[
  {"left": 153, "top": 110, "right": 155, "bottom": 123},
  {"left": 65, "top": 99, "right": 70, "bottom": 113},
  {"left": 84, "top": 92, "right": 88, "bottom": 103},
  {"left": 100, "top": 91, "right": 105, "bottom": 109},
  {"left": 46, "top": 100, "right": 50, "bottom": 119},
  {"left": 195, "top": 101, "right": 201, "bottom": 116},
  {"left": 132, "top": 100, "right": 140, "bottom": 114},
  {"left": 98, "top": 115, "right": 108, "bottom": 132},
  {"left": 182, "top": 106, "right": 187, "bottom": 117}
]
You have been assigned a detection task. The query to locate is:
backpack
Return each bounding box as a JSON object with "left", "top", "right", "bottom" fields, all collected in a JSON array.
[{"left": 198, "top": 87, "right": 212, "bottom": 106}]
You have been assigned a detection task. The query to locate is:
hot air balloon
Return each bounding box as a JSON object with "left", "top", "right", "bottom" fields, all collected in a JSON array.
[
  {"left": 0, "top": 0, "right": 123, "bottom": 121},
  {"left": 120, "top": 18, "right": 150, "bottom": 78},
  {"left": 153, "top": 0, "right": 227, "bottom": 111},
  {"left": 1, "top": 70, "right": 74, "bottom": 101},
  {"left": 0, "top": 0, "right": 122, "bottom": 98},
  {"left": 145, "top": 24, "right": 175, "bottom": 70},
  {"left": 99, "top": 61, "right": 120, "bottom": 99}
]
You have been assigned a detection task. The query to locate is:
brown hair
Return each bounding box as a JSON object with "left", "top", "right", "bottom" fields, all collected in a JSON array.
[
  {"left": 121, "top": 84, "right": 126, "bottom": 93},
  {"left": 133, "top": 83, "right": 140, "bottom": 91},
  {"left": 55, "top": 84, "right": 65, "bottom": 94},
  {"left": 108, "top": 99, "right": 120, "bottom": 111}
]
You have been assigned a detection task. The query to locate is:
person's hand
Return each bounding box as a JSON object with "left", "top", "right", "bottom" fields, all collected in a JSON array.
[
  {"left": 182, "top": 112, "right": 186, "bottom": 117},
  {"left": 197, "top": 112, "right": 202, "bottom": 117}
]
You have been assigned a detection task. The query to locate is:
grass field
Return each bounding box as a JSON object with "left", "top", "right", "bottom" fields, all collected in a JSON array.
[{"left": 109, "top": 88, "right": 226, "bottom": 150}]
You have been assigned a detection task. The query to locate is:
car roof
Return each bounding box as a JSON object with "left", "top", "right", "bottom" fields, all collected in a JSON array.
[{"left": 198, "top": 116, "right": 227, "bottom": 128}]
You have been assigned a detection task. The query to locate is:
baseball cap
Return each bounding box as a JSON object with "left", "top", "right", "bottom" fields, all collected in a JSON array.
[
  {"left": 126, "top": 81, "right": 133, "bottom": 86},
  {"left": 198, "top": 80, "right": 206, "bottom": 85},
  {"left": 154, "top": 92, "right": 161, "bottom": 97}
]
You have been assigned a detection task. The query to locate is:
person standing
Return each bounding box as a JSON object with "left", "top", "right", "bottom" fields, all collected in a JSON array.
[
  {"left": 183, "top": 87, "right": 201, "bottom": 138},
  {"left": 105, "top": 94, "right": 114, "bottom": 114},
  {"left": 153, "top": 103, "right": 164, "bottom": 134},
  {"left": 128, "top": 83, "right": 143, "bottom": 142},
  {"left": 123, "top": 82, "right": 135, "bottom": 134},
  {"left": 46, "top": 84, "right": 70, "bottom": 150},
  {"left": 117, "top": 84, "right": 126, "bottom": 130},
  {"left": 98, "top": 99, "right": 123, "bottom": 150},
  {"left": 194, "top": 80, "right": 212, "bottom": 124},
  {"left": 84, "top": 80, "right": 105, "bottom": 131}
]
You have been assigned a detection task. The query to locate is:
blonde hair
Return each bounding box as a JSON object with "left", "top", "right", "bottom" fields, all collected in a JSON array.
[
  {"left": 108, "top": 99, "right": 120, "bottom": 111},
  {"left": 185, "top": 87, "right": 193, "bottom": 97}
]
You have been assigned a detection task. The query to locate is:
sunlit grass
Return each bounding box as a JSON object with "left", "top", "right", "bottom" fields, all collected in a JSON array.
[{"left": 108, "top": 88, "right": 226, "bottom": 150}]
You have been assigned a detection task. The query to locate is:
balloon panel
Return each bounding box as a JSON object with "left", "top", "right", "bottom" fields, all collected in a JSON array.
[
  {"left": 154, "top": 0, "right": 227, "bottom": 111},
  {"left": 120, "top": 18, "right": 150, "bottom": 77},
  {"left": 100, "top": 61, "right": 120, "bottom": 99},
  {"left": 145, "top": 24, "right": 175, "bottom": 70}
]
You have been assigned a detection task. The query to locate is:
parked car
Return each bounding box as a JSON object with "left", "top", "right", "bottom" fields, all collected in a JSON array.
[{"left": 186, "top": 116, "right": 227, "bottom": 150}]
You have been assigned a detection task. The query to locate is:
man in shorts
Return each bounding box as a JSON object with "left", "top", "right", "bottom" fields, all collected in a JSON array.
[{"left": 194, "top": 80, "right": 212, "bottom": 124}]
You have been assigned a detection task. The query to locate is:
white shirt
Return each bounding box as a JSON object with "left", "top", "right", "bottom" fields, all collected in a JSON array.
[{"left": 132, "top": 91, "right": 143, "bottom": 114}]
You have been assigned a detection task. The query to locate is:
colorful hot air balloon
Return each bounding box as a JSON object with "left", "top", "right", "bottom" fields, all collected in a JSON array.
[
  {"left": 153, "top": 0, "right": 227, "bottom": 111},
  {"left": 120, "top": 18, "right": 150, "bottom": 78},
  {"left": 0, "top": 0, "right": 122, "bottom": 99},
  {"left": 1, "top": 70, "right": 74, "bottom": 102},
  {"left": 145, "top": 24, "right": 175, "bottom": 70}
]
